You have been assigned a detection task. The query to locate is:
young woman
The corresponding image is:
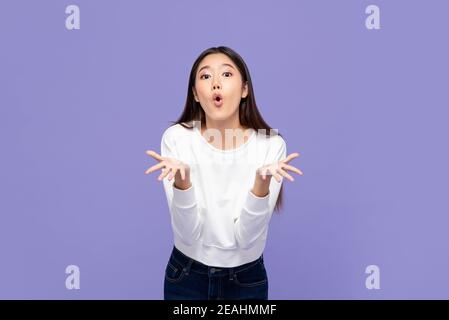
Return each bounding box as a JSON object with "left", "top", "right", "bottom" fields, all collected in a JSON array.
[{"left": 145, "top": 46, "right": 303, "bottom": 300}]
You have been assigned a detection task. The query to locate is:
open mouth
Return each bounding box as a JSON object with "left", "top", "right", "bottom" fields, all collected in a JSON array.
[{"left": 213, "top": 93, "right": 223, "bottom": 107}]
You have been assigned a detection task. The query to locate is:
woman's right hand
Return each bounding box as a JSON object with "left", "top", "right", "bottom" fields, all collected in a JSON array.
[{"left": 144, "top": 150, "right": 191, "bottom": 190}]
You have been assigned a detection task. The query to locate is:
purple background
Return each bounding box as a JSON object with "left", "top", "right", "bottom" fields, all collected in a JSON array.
[{"left": 1, "top": 0, "right": 448, "bottom": 299}]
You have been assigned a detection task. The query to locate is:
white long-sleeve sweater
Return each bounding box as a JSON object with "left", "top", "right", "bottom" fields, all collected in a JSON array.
[{"left": 160, "top": 122, "right": 286, "bottom": 267}]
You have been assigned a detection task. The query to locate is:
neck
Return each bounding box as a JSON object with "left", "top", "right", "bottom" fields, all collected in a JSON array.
[
  {"left": 200, "top": 115, "right": 251, "bottom": 150},
  {"left": 204, "top": 116, "right": 245, "bottom": 134}
]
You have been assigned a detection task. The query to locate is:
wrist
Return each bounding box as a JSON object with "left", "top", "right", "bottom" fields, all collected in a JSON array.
[
  {"left": 174, "top": 177, "right": 191, "bottom": 190},
  {"left": 252, "top": 175, "right": 271, "bottom": 197}
]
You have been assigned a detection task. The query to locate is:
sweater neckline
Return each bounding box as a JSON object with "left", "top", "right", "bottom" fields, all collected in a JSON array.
[{"left": 194, "top": 125, "right": 256, "bottom": 153}]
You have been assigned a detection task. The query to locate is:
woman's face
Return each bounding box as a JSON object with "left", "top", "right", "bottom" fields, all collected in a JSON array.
[{"left": 192, "top": 53, "right": 248, "bottom": 123}]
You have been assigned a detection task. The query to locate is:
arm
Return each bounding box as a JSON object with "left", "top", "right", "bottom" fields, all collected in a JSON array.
[
  {"left": 234, "top": 137, "right": 287, "bottom": 249},
  {"left": 160, "top": 131, "right": 202, "bottom": 246}
]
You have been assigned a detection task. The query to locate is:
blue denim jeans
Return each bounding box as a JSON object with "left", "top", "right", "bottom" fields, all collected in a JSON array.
[{"left": 164, "top": 245, "right": 269, "bottom": 300}]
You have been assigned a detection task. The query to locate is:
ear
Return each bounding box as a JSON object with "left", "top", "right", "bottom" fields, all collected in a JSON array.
[
  {"left": 192, "top": 87, "right": 199, "bottom": 102},
  {"left": 241, "top": 81, "right": 248, "bottom": 99}
]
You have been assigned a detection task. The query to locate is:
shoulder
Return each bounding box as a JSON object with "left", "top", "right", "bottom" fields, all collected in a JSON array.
[
  {"left": 268, "top": 133, "right": 286, "bottom": 149},
  {"left": 254, "top": 130, "right": 287, "bottom": 163},
  {"left": 162, "top": 122, "right": 195, "bottom": 142},
  {"left": 256, "top": 130, "right": 286, "bottom": 150}
]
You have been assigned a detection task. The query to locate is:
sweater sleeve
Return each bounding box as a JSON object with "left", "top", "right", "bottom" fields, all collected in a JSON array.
[
  {"left": 234, "top": 136, "right": 287, "bottom": 249},
  {"left": 160, "top": 129, "right": 202, "bottom": 246}
]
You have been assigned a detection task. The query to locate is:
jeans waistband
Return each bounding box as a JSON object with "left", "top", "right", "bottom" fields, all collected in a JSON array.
[{"left": 170, "top": 245, "right": 264, "bottom": 279}]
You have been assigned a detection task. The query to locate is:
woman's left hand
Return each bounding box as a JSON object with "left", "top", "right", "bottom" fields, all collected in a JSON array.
[{"left": 256, "top": 152, "right": 303, "bottom": 183}]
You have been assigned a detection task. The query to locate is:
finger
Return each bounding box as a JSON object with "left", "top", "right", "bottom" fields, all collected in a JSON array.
[
  {"left": 269, "top": 168, "right": 282, "bottom": 182},
  {"left": 168, "top": 168, "right": 179, "bottom": 181},
  {"left": 145, "top": 162, "right": 165, "bottom": 175},
  {"left": 268, "top": 166, "right": 282, "bottom": 183},
  {"left": 146, "top": 150, "right": 164, "bottom": 162},
  {"left": 277, "top": 168, "right": 294, "bottom": 182},
  {"left": 168, "top": 167, "right": 178, "bottom": 181},
  {"left": 281, "top": 152, "right": 300, "bottom": 164},
  {"left": 280, "top": 163, "right": 303, "bottom": 176},
  {"left": 158, "top": 167, "right": 170, "bottom": 181}
]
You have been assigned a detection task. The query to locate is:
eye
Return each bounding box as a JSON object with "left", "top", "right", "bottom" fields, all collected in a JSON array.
[
  {"left": 223, "top": 72, "right": 232, "bottom": 77},
  {"left": 200, "top": 74, "right": 211, "bottom": 80}
]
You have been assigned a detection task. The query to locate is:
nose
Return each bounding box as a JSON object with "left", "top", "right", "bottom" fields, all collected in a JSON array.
[{"left": 212, "top": 79, "right": 221, "bottom": 90}]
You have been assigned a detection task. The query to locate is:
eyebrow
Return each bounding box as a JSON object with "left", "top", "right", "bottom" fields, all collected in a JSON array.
[{"left": 197, "top": 63, "right": 236, "bottom": 73}]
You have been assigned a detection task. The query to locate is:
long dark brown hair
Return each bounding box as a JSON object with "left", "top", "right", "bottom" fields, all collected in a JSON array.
[{"left": 170, "top": 46, "right": 284, "bottom": 213}]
